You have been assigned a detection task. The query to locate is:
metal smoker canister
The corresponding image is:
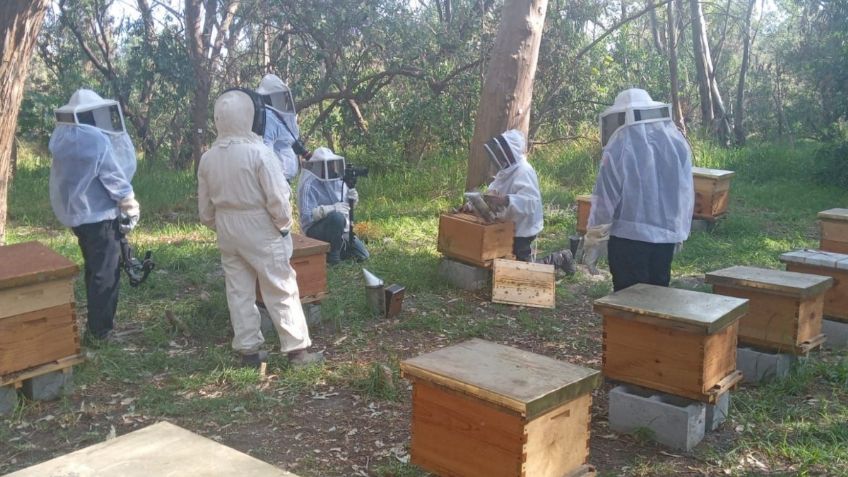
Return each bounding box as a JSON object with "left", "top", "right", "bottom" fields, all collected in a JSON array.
[{"left": 363, "top": 268, "right": 385, "bottom": 317}]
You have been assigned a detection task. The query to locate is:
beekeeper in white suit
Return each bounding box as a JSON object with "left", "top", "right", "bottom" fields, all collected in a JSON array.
[
  {"left": 198, "top": 88, "right": 322, "bottom": 368},
  {"left": 297, "top": 147, "right": 369, "bottom": 265},
  {"left": 584, "top": 88, "right": 693, "bottom": 291},
  {"left": 256, "top": 74, "right": 307, "bottom": 182},
  {"left": 480, "top": 129, "right": 575, "bottom": 273},
  {"left": 49, "top": 88, "right": 139, "bottom": 343}
]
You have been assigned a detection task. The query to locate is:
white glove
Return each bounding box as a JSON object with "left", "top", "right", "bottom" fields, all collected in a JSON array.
[
  {"left": 311, "top": 205, "right": 335, "bottom": 222},
  {"left": 582, "top": 224, "right": 611, "bottom": 275},
  {"left": 333, "top": 202, "right": 350, "bottom": 215},
  {"left": 348, "top": 188, "right": 359, "bottom": 205},
  {"left": 118, "top": 193, "right": 140, "bottom": 234}
]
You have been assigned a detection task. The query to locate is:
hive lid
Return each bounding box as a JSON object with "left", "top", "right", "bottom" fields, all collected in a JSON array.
[
  {"left": 291, "top": 233, "right": 330, "bottom": 258},
  {"left": 0, "top": 242, "right": 78, "bottom": 290},
  {"left": 576, "top": 194, "right": 592, "bottom": 202},
  {"left": 705, "top": 265, "right": 833, "bottom": 298},
  {"left": 692, "top": 167, "right": 735, "bottom": 179},
  {"left": 817, "top": 208, "right": 848, "bottom": 222},
  {"left": 593, "top": 283, "right": 748, "bottom": 334},
  {"left": 780, "top": 249, "right": 848, "bottom": 270},
  {"left": 400, "top": 338, "right": 601, "bottom": 419}
]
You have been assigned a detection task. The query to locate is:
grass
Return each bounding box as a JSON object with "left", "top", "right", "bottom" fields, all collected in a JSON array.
[{"left": 2, "top": 138, "right": 848, "bottom": 476}]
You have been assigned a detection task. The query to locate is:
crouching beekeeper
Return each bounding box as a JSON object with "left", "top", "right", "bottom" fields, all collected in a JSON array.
[
  {"left": 49, "top": 89, "right": 139, "bottom": 343},
  {"left": 197, "top": 89, "right": 323, "bottom": 368},
  {"left": 583, "top": 88, "right": 694, "bottom": 291},
  {"left": 480, "top": 129, "right": 575, "bottom": 274}
]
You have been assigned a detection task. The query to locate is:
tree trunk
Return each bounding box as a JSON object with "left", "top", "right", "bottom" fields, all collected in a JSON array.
[
  {"left": 689, "top": 0, "right": 713, "bottom": 126},
  {"left": 466, "top": 0, "right": 548, "bottom": 190},
  {"left": 667, "top": 0, "right": 685, "bottom": 133},
  {"left": 733, "top": 0, "right": 756, "bottom": 146},
  {"left": 0, "top": 0, "right": 49, "bottom": 245}
]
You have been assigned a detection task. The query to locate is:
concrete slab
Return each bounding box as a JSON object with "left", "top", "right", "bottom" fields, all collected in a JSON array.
[
  {"left": 822, "top": 319, "right": 848, "bottom": 349},
  {"left": 705, "top": 391, "right": 730, "bottom": 431},
  {"left": 304, "top": 303, "right": 322, "bottom": 327},
  {"left": 21, "top": 370, "right": 73, "bottom": 401},
  {"left": 0, "top": 385, "right": 17, "bottom": 415},
  {"left": 609, "top": 384, "right": 706, "bottom": 451},
  {"left": 438, "top": 257, "right": 490, "bottom": 291},
  {"left": 737, "top": 347, "right": 796, "bottom": 384}
]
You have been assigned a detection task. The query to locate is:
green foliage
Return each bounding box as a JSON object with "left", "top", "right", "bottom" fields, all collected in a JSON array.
[{"left": 813, "top": 122, "right": 848, "bottom": 189}]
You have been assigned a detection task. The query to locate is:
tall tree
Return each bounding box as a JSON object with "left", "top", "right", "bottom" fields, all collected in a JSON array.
[
  {"left": 466, "top": 0, "right": 549, "bottom": 190},
  {"left": 733, "top": 0, "right": 756, "bottom": 145},
  {"left": 0, "top": 0, "right": 49, "bottom": 244},
  {"left": 667, "top": 0, "right": 685, "bottom": 133},
  {"left": 689, "top": 0, "right": 729, "bottom": 143}
]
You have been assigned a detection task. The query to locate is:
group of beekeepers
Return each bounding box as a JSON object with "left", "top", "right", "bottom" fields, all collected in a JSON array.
[{"left": 47, "top": 79, "right": 692, "bottom": 368}]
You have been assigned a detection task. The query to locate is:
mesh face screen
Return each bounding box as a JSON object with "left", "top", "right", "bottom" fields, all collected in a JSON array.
[
  {"left": 633, "top": 107, "right": 670, "bottom": 122},
  {"left": 601, "top": 112, "right": 626, "bottom": 146}
]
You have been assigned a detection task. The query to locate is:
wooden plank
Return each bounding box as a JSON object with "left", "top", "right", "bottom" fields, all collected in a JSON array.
[
  {"left": 6, "top": 421, "right": 299, "bottom": 477},
  {"left": 706, "top": 266, "right": 833, "bottom": 298},
  {"left": 783, "top": 262, "right": 848, "bottom": 322},
  {"left": 820, "top": 239, "right": 848, "bottom": 255},
  {"left": 290, "top": 233, "right": 330, "bottom": 259},
  {"left": 1, "top": 354, "right": 84, "bottom": 388},
  {"left": 401, "top": 339, "right": 601, "bottom": 419},
  {"left": 523, "top": 393, "right": 592, "bottom": 477},
  {"left": 593, "top": 284, "right": 748, "bottom": 334},
  {"left": 290, "top": 253, "right": 327, "bottom": 298},
  {"left": 0, "top": 241, "right": 78, "bottom": 291},
  {"left": 576, "top": 195, "right": 591, "bottom": 235},
  {"left": 492, "top": 259, "right": 555, "bottom": 309},
  {"left": 0, "top": 279, "right": 74, "bottom": 320},
  {"left": 0, "top": 304, "right": 79, "bottom": 376},
  {"left": 410, "top": 380, "right": 525, "bottom": 477}
]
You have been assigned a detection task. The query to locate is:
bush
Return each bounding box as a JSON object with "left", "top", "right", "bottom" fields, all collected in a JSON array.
[{"left": 814, "top": 123, "right": 848, "bottom": 188}]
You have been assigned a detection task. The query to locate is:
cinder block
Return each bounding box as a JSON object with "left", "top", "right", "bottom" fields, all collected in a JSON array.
[
  {"left": 304, "top": 303, "right": 322, "bottom": 327},
  {"left": 737, "top": 347, "right": 796, "bottom": 384},
  {"left": 822, "top": 319, "right": 848, "bottom": 349},
  {"left": 21, "top": 370, "right": 73, "bottom": 401},
  {"left": 705, "top": 391, "right": 730, "bottom": 431},
  {"left": 609, "top": 384, "right": 706, "bottom": 451},
  {"left": 259, "top": 306, "right": 275, "bottom": 338},
  {"left": 690, "top": 219, "right": 715, "bottom": 233},
  {"left": 0, "top": 386, "right": 17, "bottom": 415},
  {"left": 438, "top": 258, "right": 490, "bottom": 291}
]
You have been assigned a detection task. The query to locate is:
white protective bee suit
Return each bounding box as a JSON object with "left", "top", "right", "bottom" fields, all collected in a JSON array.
[
  {"left": 197, "top": 90, "right": 311, "bottom": 355},
  {"left": 257, "top": 74, "right": 301, "bottom": 182},
  {"left": 486, "top": 129, "right": 544, "bottom": 238}
]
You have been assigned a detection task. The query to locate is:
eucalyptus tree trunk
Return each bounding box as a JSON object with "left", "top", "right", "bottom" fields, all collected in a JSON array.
[
  {"left": 0, "top": 0, "right": 49, "bottom": 244},
  {"left": 734, "top": 0, "right": 756, "bottom": 145},
  {"left": 466, "top": 0, "right": 548, "bottom": 190},
  {"left": 667, "top": 0, "right": 685, "bottom": 133}
]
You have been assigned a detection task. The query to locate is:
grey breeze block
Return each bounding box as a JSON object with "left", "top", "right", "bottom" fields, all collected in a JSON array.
[
  {"left": 21, "top": 369, "right": 74, "bottom": 401},
  {"left": 0, "top": 386, "right": 18, "bottom": 416},
  {"left": 737, "top": 347, "right": 797, "bottom": 384},
  {"left": 609, "top": 384, "right": 706, "bottom": 451},
  {"left": 438, "top": 257, "right": 490, "bottom": 291},
  {"left": 822, "top": 319, "right": 848, "bottom": 349}
]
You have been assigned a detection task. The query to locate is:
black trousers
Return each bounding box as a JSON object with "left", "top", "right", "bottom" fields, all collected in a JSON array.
[
  {"left": 607, "top": 235, "right": 675, "bottom": 292},
  {"left": 72, "top": 219, "right": 122, "bottom": 338},
  {"left": 513, "top": 235, "right": 536, "bottom": 262}
]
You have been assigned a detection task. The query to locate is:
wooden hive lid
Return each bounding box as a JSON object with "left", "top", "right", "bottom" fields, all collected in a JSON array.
[
  {"left": 692, "top": 167, "right": 736, "bottom": 179},
  {"left": 5, "top": 421, "right": 300, "bottom": 477},
  {"left": 291, "top": 233, "right": 330, "bottom": 258},
  {"left": 400, "top": 338, "right": 601, "bottom": 419},
  {"left": 576, "top": 194, "right": 592, "bottom": 202},
  {"left": 593, "top": 283, "right": 748, "bottom": 334},
  {"left": 705, "top": 265, "right": 833, "bottom": 298},
  {"left": 0, "top": 241, "right": 78, "bottom": 291},
  {"left": 817, "top": 208, "right": 848, "bottom": 222},
  {"left": 780, "top": 249, "right": 848, "bottom": 270}
]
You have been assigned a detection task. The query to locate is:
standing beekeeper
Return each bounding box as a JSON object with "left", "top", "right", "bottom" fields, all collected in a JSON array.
[
  {"left": 49, "top": 89, "right": 139, "bottom": 343},
  {"left": 480, "top": 129, "right": 575, "bottom": 273},
  {"left": 297, "top": 147, "right": 369, "bottom": 265},
  {"left": 583, "top": 88, "right": 694, "bottom": 291},
  {"left": 198, "top": 88, "right": 323, "bottom": 368},
  {"left": 256, "top": 73, "right": 306, "bottom": 182}
]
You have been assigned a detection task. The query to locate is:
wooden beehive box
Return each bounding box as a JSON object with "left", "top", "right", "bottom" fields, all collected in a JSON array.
[
  {"left": 492, "top": 259, "right": 555, "bottom": 309},
  {"left": 780, "top": 250, "right": 848, "bottom": 323},
  {"left": 401, "top": 339, "right": 601, "bottom": 477},
  {"left": 692, "top": 167, "right": 735, "bottom": 221},
  {"left": 576, "top": 195, "right": 592, "bottom": 235},
  {"left": 0, "top": 242, "right": 79, "bottom": 376},
  {"left": 6, "top": 421, "right": 301, "bottom": 477},
  {"left": 437, "top": 213, "right": 514, "bottom": 268},
  {"left": 705, "top": 266, "right": 831, "bottom": 354},
  {"left": 594, "top": 284, "right": 746, "bottom": 403},
  {"left": 257, "top": 234, "right": 330, "bottom": 305},
  {"left": 818, "top": 208, "right": 848, "bottom": 254}
]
